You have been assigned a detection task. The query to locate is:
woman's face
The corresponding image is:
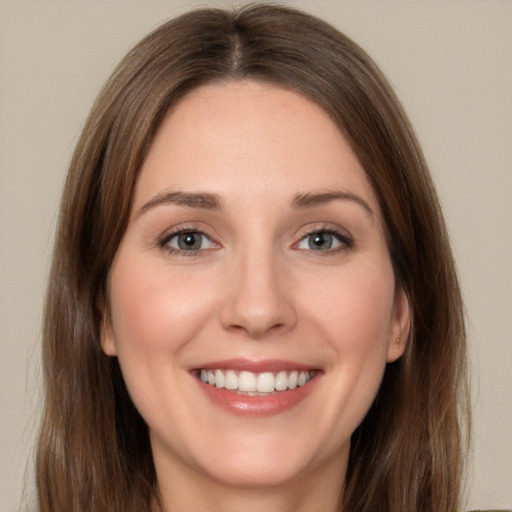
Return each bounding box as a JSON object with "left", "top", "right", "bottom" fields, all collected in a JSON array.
[{"left": 102, "top": 81, "right": 409, "bottom": 494}]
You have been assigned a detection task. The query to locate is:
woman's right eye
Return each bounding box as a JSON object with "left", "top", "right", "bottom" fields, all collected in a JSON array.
[{"left": 161, "top": 231, "right": 216, "bottom": 253}]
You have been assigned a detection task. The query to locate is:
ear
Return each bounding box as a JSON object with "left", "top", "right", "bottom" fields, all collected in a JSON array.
[
  {"left": 98, "top": 296, "right": 117, "bottom": 357},
  {"left": 386, "top": 287, "right": 411, "bottom": 363}
]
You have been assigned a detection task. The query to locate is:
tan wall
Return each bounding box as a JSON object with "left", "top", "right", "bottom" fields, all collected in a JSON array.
[{"left": 1, "top": 1, "right": 511, "bottom": 510}]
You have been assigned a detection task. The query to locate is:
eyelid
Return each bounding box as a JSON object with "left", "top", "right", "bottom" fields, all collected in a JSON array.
[
  {"left": 293, "top": 224, "right": 354, "bottom": 252},
  {"left": 156, "top": 222, "right": 353, "bottom": 257},
  {"left": 158, "top": 225, "right": 220, "bottom": 256}
]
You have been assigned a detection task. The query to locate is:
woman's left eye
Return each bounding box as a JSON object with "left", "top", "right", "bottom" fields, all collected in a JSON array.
[
  {"left": 162, "top": 231, "right": 216, "bottom": 253},
  {"left": 296, "top": 230, "right": 351, "bottom": 252}
]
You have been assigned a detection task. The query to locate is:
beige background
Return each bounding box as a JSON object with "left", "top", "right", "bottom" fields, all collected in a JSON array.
[{"left": 1, "top": 1, "right": 511, "bottom": 510}]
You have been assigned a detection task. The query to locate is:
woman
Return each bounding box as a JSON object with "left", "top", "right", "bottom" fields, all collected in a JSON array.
[{"left": 36, "top": 4, "right": 469, "bottom": 512}]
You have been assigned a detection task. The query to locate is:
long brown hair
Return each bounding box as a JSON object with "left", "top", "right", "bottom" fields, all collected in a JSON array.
[{"left": 36, "top": 5, "right": 469, "bottom": 511}]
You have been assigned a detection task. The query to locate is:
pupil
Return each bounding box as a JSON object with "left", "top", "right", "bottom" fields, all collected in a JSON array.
[
  {"left": 310, "top": 233, "right": 332, "bottom": 249},
  {"left": 313, "top": 234, "right": 324, "bottom": 246},
  {"left": 179, "top": 233, "right": 200, "bottom": 250},
  {"left": 184, "top": 234, "right": 196, "bottom": 246}
]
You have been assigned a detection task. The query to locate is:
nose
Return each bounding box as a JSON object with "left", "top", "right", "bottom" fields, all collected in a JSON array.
[{"left": 220, "top": 247, "right": 298, "bottom": 339}]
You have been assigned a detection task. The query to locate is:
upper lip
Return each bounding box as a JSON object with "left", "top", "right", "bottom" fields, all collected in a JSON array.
[{"left": 190, "top": 358, "right": 319, "bottom": 373}]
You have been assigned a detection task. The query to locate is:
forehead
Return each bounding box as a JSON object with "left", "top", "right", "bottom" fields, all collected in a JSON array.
[{"left": 134, "top": 80, "right": 379, "bottom": 213}]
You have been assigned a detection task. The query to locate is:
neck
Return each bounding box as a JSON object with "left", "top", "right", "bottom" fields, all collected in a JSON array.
[{"left": 154, "top": 452, "right": 347, "bottom": 512}]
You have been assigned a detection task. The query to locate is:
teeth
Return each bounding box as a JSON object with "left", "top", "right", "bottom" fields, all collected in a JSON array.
[
  {"left": 239, "top": 371, "right": 256, "bottom": 392},
  {"left": 225, "top": 370, "right": 238, "bottom": 390},
  {"left": 288, "top": 371, "right": 298, "bottom": 390},
  {"left": 214, "top": 369, "right": 225, "bottom": 389},
  {"left": 257, "top": 372, "right": 275, "bottom": 393},
  {"left": 198, "top": 369, "right": 314, "bottom": 393},
  {"left": 275, "top": 371, "right": 288, "bottom": 391}
]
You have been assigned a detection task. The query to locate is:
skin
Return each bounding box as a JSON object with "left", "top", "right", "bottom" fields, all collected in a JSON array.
[{"left": 101, "top": 80, "right": 410, "bottom": 512}]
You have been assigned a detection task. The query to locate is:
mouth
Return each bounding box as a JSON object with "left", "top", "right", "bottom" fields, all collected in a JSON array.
[
  {"left": 196, "top": 369, "right": 316, "bottom": 396},
  {"left": 190, "top": 360, "right": 321, "bottom": 416}
]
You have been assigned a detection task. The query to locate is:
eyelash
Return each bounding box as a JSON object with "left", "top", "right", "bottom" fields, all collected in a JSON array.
[
  {"left": 157, "top": 226, "right": 354, "bottom": 257},
  {"left": 158, "top": 227, "right": 217, "bottom": 257},
  {"left": 295, "top": 227, "right": 354, "bottom": 255}
]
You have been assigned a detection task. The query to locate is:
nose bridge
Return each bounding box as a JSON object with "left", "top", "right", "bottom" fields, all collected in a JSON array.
[{"left": 220, "top": 237, "right": 296, "bottom": 338}]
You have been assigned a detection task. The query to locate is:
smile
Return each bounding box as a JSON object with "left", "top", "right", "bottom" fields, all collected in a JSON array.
[
  {"left": 192, "top": 359, "right": 321, "bottom": 416},
  {"left": 198, "top": 369, "right": 315, "bottom": 395}
]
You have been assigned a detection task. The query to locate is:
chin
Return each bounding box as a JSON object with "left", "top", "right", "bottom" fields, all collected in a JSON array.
[
  {"left": 201, "top": 454, "right": 308, "bottom": 489},
  {"left": 191, "top": 430, "right": 342, "bottom": 490}
]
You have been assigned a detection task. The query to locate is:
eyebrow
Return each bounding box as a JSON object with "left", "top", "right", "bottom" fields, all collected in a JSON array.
[
  {"left": 136, "top": 188, "right": 373, "bottom": 218},
  {"left": 136, "top": 190, "right": 224, "bottom": 217},
  {"left": 291, "top": 190, "right": 374, "bottom": 215}
]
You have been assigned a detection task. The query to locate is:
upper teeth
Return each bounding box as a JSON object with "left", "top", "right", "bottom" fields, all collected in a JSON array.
[{"left": 199, "top": 369, "right": 313, "bottom": 393}]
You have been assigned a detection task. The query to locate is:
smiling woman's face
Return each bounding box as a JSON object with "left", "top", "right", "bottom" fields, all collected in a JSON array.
[{"left": 101, "top": 80, "right": 409, "bottom": 501}]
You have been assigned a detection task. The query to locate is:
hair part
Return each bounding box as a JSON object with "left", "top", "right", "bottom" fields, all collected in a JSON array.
[{"left": 36, "top": 5, "right": 469, "bottom": 511}]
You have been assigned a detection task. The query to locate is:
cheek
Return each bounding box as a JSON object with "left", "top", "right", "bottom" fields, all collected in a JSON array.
[
  {"left": 106, "top": 253, "right": 223, "bottom": 436},
  {"left": 305, "top": 263, "right": 396, "bottom": 353},
  {"left": 108, "top": 253, "right": 217, "bottom": 362},
  {"left": 274, "top": 260, "right": 397, "bottom": 463},
  {"left": 304, "top": 260, "right": 395, "bottom": 404}
]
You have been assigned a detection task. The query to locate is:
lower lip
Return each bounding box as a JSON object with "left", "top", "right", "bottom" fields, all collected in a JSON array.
[{"left": 194, "top": 374, "right": 319, "bottom": 417}]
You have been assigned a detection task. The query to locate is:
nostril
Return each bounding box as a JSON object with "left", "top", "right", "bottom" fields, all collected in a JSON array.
[
  {"left": 226, "top": 321, "right": 288, "bottom": 341},
  {"left": 219, "top": 275, "right": 298, "bottom": 338}
]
